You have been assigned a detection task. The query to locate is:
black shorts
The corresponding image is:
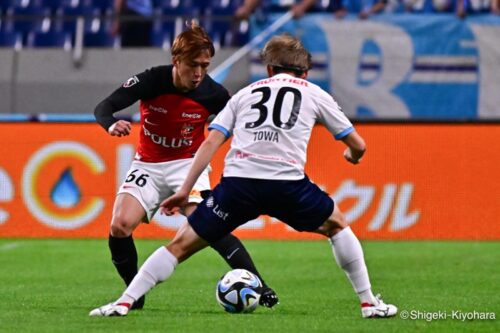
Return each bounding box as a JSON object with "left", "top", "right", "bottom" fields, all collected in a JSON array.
[{"left": 188, "top": 176, "right": 334, "bottom": 243}]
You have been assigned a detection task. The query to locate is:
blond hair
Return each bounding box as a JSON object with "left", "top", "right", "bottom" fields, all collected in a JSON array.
[
  {"left": 171, "top": 20, "right": 215, "bottom": 61},
  {"left": 260, "top": 34, "right": 312, "bottom": 74}
]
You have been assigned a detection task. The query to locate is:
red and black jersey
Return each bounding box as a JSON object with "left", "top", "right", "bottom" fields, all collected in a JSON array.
[{"left": 94, "top": 65, "right": 230, "bottom": 162}]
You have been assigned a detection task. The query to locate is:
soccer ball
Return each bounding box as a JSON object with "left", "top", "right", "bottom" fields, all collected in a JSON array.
[{"left": 216, "top": 269, "right": 262, "bottom": 313}]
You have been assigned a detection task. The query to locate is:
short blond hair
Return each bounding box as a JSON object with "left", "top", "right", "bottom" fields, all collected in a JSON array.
[{"left": 260, "top": 34, "right": 312, "bottom": 74}]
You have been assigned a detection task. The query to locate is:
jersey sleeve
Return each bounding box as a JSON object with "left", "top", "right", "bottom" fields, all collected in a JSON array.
[
  {"left": 207, "top": 93, "right": 238, "bottom": 138},
  {"left": 206, "top": 79, "right": 231, "bottom": 115},
  {"left": 315, "top": 90, "right": 354, "bottom": 140},
  {"left": 94, "top": 68, "right": 157, "bottom": 131}
]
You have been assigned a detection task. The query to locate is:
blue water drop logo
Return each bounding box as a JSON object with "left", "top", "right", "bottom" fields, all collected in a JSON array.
[{"left": 50, "top": 168, "right": 81, "bottom": 208}]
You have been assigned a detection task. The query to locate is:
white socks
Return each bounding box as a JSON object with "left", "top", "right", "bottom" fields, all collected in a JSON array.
[
  {"left": 117, "top": 246, "right": 178, "bottom": 304},
  {"left": 114, "top": 229, "right": 377, "bottom": 307},
  {"left": 330, "top": 227, "right": 377, "bottom": 305}
]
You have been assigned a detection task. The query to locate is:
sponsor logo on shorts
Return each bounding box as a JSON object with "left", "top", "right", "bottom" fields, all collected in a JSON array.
[
  {"left": 206, "top": 196, "right": 214, "bottom": 208},
  {"left": 213, "top": 204, "right": 229, "bottom": 221}
]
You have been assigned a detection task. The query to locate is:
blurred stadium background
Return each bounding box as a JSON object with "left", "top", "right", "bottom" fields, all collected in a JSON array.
[{"left": 0, "top": 1, "right": 499, "bottom": 331}]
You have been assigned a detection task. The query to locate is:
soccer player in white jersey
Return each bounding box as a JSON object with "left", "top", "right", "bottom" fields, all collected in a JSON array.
[
  {"left": 93, "top": 21, "right": 277, "bottom": 310},
  {"left": 90, "top": 33, "right": 398, "bottom": 318}
]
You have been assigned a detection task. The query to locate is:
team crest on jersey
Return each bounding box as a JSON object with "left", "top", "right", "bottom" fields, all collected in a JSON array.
[
  {"left": 123, "top": 76, "right": 139, "bottom": 88},
  {"left": 180, "top": 123, "right": 194, "bottom": 137}
]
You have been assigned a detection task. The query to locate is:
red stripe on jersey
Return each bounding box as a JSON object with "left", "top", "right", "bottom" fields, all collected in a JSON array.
[{"left": 136, "top": 94, "right": 210, "bottom": 162}]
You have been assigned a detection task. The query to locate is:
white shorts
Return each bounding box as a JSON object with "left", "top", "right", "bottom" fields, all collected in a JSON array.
[{"left": 117, "top": 158, "right": 211, "bottom": 222}]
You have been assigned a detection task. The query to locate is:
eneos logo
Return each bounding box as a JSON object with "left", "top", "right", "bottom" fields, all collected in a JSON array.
[{"left": 22, "top": 141, "right": 105, "bottom": 229}]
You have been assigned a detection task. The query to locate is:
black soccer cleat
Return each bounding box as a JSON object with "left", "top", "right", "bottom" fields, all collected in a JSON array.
[
  {"left": 131, "top": 295, "right": 145, "bottom": 310},
  {"left": 259, "top": 287, "right": 279, "bottom": 308}
]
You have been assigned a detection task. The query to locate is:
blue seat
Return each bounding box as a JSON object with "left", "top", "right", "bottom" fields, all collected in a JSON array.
[
  {"left": 26, "top": 29, "right": 71, "bottom": 50},
  {"left": 151, "top": 23, "right": 174, "bottom": 49},
  {"left": 0, "top": 30, "right": 22, "bottom": 47},
  {"left": 26, "top": 28, "right": 71, "bottom": 47},
  {"left": 0, "top": 1, "right": 15, "bottom": 12},
  {"left": 40, "top": 0, "right": 63, "bottom": 13},
  {"left": 261, "top": 0, "right": 296, "bottom": 12},
  {"left": 311, "top": 0, "right": 340, "bottom": 12},
  {"left": 5, "top": 0, "right": 51, "bottom": 41},
  {"left": 69, "top": 2, "right": 115, "bottom": 47},
  {"left": 159, "top": 0, "right": 201, "bottom": 15},
  {"left": 234, "top": 19, "right": 249, "bottom": 46},
  {"left": 402, "top": 0, "right": 456, "bottom": 13},
  {"left": 91, "top": 0, "right": 113, "bottom": 13},
  {"left": 84, "top": 28, "right": 115, "bottom": 47},
  {"left": 204, "top": 0, "right": 242, "bottom": 47},
  {"left": 462, "top": 0, "right": 490, "bottom": 13},
  {"left": 55, "top": 0, "right": 98, "bottom": 35},
  {"left": 154, "top": 0, "right": 200, "bottom": 38}
]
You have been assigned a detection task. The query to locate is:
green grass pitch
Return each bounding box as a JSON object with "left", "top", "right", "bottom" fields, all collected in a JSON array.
[{"left": 0, "top": 239, "right": 498, "bottom": 332}]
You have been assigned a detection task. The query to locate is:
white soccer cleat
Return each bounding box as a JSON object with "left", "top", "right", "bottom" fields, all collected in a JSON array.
[
  {"left": 361, "top": 294, "right": 397, "bottom": 318},
  {"left": 89, "top": 302, "right": 131, "bottom": 317}
]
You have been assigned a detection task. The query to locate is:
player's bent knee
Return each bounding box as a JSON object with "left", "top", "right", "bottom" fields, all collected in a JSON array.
[
  {"left": 315, "top": 220, "right": 343, "bottom": 238},
  {"left": 331, "top": 203, "right": 348, "bottom": 228},
  {"left": 110, "top": 217, "right": 136, "bottom": 237},
  {"left": 315, "top": 204, "right": 348, "bottom": 237}
]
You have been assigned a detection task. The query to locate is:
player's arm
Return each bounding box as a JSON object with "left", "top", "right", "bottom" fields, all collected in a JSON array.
[
  {"left": 94, "top": 70, "right": 155, "bottom": 136},
  {"left": 315, "top": 89, "right": 366, "bottom": 164},
  {"left": 160, "top": 129, "right": 228, "bottom": 215},
  {"left": 94, "top": 88, "right": 137, "bottom": 136},
  {"left": 341, "top": 131, "right": 366, "bottom": 165}
]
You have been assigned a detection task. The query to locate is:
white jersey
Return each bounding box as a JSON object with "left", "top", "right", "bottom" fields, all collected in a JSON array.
[{"left": 209, "top": 73, "right": 354, "bottom": 180}]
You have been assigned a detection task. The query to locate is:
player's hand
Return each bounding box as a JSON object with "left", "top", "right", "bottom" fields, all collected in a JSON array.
[
  {"left": 343, "top": 148, "right": 362, "bottom": 164},
  {"left": 108, "top": 120, "right": 132, "bottom": 137},
  {"left": 160, "top": 192, "right": 189, "bottom": 216}
]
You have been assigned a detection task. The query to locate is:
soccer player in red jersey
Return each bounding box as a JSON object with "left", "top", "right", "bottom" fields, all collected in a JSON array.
[{"left": 93, "top": 21, "right": 277, "bottom": 310}]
